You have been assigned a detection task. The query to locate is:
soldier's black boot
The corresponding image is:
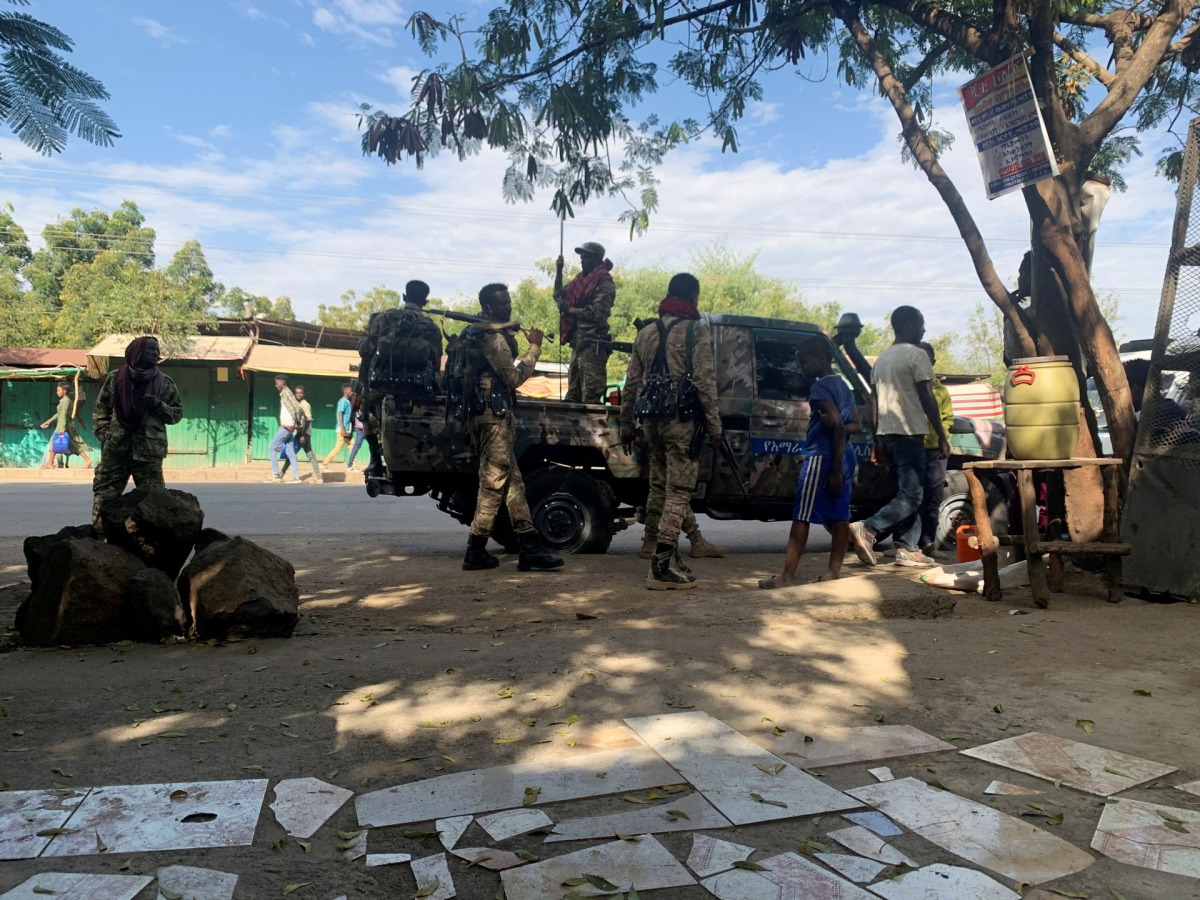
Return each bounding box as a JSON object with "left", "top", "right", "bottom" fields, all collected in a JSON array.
[
  {"left": 365, "top": 433, "right": 384, "bottom": 477},
  {"left": 463, "top": 533, "right": 500, "bottom": 571},
  {"left": 517, "top": 530, "right": 564, "bottom": 572},
  {"left": 648, "top": 542, "right": 697, "bottom": 591}
]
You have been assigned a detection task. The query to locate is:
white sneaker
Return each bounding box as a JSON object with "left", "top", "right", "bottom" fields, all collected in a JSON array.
[
  {"left": 895, "top": 547, "right": 937, "bottom": 568},
  {"left": 848, "top": 521, "right": 878, "bottom": 566}
]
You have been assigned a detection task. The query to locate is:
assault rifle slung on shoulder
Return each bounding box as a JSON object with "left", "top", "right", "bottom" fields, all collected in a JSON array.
[{"left": 426, "top": 308, "right": 555, "bottom": 344}]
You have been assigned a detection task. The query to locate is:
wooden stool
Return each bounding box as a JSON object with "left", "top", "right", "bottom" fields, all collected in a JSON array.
[{"left": 962, "top": 458, "right": 1131, "bottom": 608}]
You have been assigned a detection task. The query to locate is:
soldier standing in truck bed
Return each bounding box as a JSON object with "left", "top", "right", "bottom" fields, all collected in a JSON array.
[
  {"left": 91, "top": 336, "right": 183, "bottom": 533},
  {"left": 556, "top": 241, "right": 615, "bottom": 404},
  {"left": 461, "top": 283, "right": 565, "bottom": 574},
  {"left": 620, "top": 273, "right": 722, "bottom": 590}
]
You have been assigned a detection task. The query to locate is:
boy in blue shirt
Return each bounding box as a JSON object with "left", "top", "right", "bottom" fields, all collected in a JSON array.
[{"left": 759, "top": 338, "right": 861, "bottom": 588}]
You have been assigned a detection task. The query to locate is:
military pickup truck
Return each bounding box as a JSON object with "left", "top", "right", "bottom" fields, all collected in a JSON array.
[{"left": 364, "top": 312, "right": 1009, "bottom": 553}]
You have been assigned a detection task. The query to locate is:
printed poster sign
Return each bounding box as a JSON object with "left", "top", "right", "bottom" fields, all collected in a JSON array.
[{"left": 960, "top": 54, "right": 1059, "bottom": 199}]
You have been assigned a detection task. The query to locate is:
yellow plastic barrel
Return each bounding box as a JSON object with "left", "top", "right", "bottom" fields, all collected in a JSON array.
[{"left": 1003, "top": 356, "right": 1080, "bottom": 460}]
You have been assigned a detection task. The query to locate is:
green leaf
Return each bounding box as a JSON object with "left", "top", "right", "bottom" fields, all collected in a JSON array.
[
  {"left": 159, "top": 889, "right": 184, "bottom": 900},
  {"left": 1133, "top": 689, "right": 1152, "bottom": 697},
  {"left": 621, "top": 794, "right": 653, "bottom": 804},
  {"left": 749, "top": 792, "right": 788, "bottom": 808},
  {"left": 35, "top": 828, "right": 68, "bottom": 837},
  {"left": 404, "top": 829, "right": 436, "bottom": 839},
  {"left": 515, "top": 849, "right": 539, "bottom": 861},
  {"left": 414, "top": 877, "right": 440, "bottom": 898},
  {"left": 169, "top": 789, "right": 188, "bottom": 802},
  {"left": 583, "top": 874, "right": 621, "bottom": 893},
  {"left": 33, "top": 888, "right": 57, "bottom": 896},
  {"left": 1157, "top": 810, "right": 1187, "bottom": 824},
  {"left": 282, "top": 885, "right": 310, "bottom": 896},
  {"left": 95, "top": 830, "right": 106, "bottom": 852},
  {"left": 732, "top": 860, "right": 766, "bottom": 871},
  {"left": 337, "top": 830, "right": 362, "bottom": 840},
  {"left": 297, "top": 839, "right": 312, "bottom": 853},
  {"left": 993, "top": 704, "right": 1004, "bottom": 713},
  {"left": 523, "top": 786, "right": 541, "bottom": 806},
  {"left": 665, "top": 809, "right": 689, "bottom": 820},
  {"left": 1076, "top": 719, "right": 1095, "bottom": 733}
]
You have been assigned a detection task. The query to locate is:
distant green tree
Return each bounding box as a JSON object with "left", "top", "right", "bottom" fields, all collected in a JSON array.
[
  {"left": 0, "top": 204, "right": 46, "bottom": 346},
  {"left": 164, "top": 240, "right": 222, "bottom": 308},
  {"left": 215, "top": 286, "right": 296, "bottom": 321},
  {"left": 25, "top": 200, "right": 155, "bottom": 308},
  {"left": 0, "top": 0, "right": 119, "bottom": 156},
  {"left": 317, "top": 286, "right": 404, "bottom": 330},
  {"left": 52, "top": 249, "right": 213, "bottom": 353}
]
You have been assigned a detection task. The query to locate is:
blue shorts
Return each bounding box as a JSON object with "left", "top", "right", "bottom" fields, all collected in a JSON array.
[{"left": 792, "top": 448, "right": 856, "bottom": 524}]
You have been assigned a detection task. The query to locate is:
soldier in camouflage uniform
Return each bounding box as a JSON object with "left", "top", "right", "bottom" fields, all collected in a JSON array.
[
  {"left": 621, "top": 273, "right": 722, "bottom": 589},
  {"left": 557, "top": 241, "right": 616, "bottom": 404},
  {"left": 639, "top": 507, "right": 727, "bottom": 560},
  {"left": 91, "top": 336, "right": 183, "bottom": 532},
  {"left": 462, "top": 283, "right": 564, "bottom": 573}
]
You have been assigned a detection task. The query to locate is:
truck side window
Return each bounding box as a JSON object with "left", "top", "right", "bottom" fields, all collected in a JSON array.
[{"left": 753, "top": 331, "right": 814, "bottom": 401}]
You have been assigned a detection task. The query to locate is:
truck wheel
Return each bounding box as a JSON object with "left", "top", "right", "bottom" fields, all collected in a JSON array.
[
  {"left": 936, "top": 470, "right": 1009, "bottom": 551},
  {"left": 526, "top": 469, "right": 614, "bottom": 555}
]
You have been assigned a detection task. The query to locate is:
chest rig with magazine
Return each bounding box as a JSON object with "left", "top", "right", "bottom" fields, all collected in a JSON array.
[{"left": 634, "top": 318, "right": 702, "bottom": 424}]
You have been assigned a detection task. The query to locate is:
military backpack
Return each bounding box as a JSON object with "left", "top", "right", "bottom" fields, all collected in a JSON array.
[
  {"left": 443, "top": 326, "right": 488, "bottom": 423},
  {"left": 370, "top": 307, "right": 439, "bottom": 395}
]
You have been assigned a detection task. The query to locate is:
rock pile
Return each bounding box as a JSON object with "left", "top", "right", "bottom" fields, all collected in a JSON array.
[{"left": 15, "top": 487, "right": 299, "bottom": 647}]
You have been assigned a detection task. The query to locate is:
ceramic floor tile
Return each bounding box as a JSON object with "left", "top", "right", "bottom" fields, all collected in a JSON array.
[
  {"left": 868, "top": 767, "right": 894, "bottom": 782},
  {"left": 356, "top": 747, "right": 679, "bottom": 827},
  {"left": 624, "top": 712, "right": 858, "bottom": 825},
  {"left": 826, "top": 824, "right": 916, "bottom": 866},
  {"left": 0, "top": 788, "right": 90, "bottom": 861},
  {"left": 546, "top": 791, "right": 730, "bottom": 843},
  {"left": 500, "top": 835, "right": 694, "bottom": 899},
  {"left": 754, "top": 725, "right": 956, "bottom": 769},
  {"left": 450, "top": 847, "right": 529, "bottom": 871},
  {"left": 366, "top": 851, "right": 413, "bottom": 867},
  {"left": 269, "top": 777, "right": 353, "bottom": 839},
  {"left": 867, "top": 863, "right": 1020, "bottom": 899},
  {"left": 1091, "top": 797, "right": 1200, "bottom": 879},
  {"left": 961, "top": 732, "right": 1177, "bottom": 796},
  {"left": 1176, "top": 780, "right": 1200, "bottom": 799},
  {"left": 984, "top": 781, "right": 1041, "bottom": 796},
  {"left": 0, "top": 873, "right": 153, "bottom": 900},
  {"left": 477, "top": 807, "right": 553, "bottom": 841},
  {"left": 411, "top": 852, "right": 456, "bottom": 900},
  {"left": 436, "top": 815, "right": 472, "bottom": 850},
  {"left": 156, "top": 864, "right": 238, "bottom": 900},
  {"left": 42, "top": 779, "right": 268, "bottom": 857},
  {"left": 843, "top": 810, "right": 902, "bottom": 836},
  {"left": 814, "top": 852, "right": 888, "bottom": 883},
  {"left": 686, "top": 833, "right": 755, "bottom": 876},
  {"left": 701, "top": 850, "right": 876, "bottom": 899},
  {"left": 848, "top": 778, "right": 1093, "bottom": 885}
]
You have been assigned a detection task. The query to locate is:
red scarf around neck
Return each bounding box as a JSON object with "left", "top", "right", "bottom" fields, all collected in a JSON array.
[
  {"left": 657, "top": 296, "right": 701, "bottom": 320},
  {"left": 560, "top": 259, "right": 614, "bottom": 344}
]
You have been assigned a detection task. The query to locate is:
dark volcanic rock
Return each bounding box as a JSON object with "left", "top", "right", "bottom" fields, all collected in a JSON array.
[
  {"left": 127, "top": 568, "right": 187, "bottom": 641},
  {"left": 193, "top": 527, "right": 233, "bottom": 555},
  {"left": 178, "top": 536, "right": 299, "bottom": 640},
  {"left": 100, "top": 487, "right": 204, "bottom": 579},
  {"left": 23, "top": 524, "right": 94, "bottom": 592},
  {"left": 20, "top": 538, "right": 146, "bottom": 646}
]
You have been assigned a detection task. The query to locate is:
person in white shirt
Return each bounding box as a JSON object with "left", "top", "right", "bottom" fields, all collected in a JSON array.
[
  {"left": 266, "top": 374, "right": 302, "bottom": 483},
  {"left": 848, "top": 306, "right": 950, "bottom": 568}
]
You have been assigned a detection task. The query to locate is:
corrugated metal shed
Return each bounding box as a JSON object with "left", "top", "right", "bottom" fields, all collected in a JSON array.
[{"left": 86, "top": 335, "right": 254, "bottom": 377}]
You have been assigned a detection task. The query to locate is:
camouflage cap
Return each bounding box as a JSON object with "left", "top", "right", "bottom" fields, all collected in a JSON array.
[{"left": 574, "top": 241, "right": 605, "bottom": 259}]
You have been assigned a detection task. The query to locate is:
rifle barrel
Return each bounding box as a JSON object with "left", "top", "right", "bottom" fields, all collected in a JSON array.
[{"left": 426, "top": 309, "right": 556, "bottom": 344}]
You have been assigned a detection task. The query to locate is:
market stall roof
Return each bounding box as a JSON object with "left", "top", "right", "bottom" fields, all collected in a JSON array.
[
  {"left": 0, "top": 348, "right": 89, "bottom": 368},
  {"left": 241, "top": 344, "right": 360, "bottom": 378},
  {"left": 86, "top": 335, "right": 255, "bottom": 378}
]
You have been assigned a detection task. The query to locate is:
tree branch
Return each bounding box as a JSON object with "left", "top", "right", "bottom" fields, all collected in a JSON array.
[
  {"left": 901, "top": 38, "right": 951, "bottom": 92},
  {"left": 872, "top": 0, "right": 1007, "bottom": 66},
  {"left": 1166, "top": 18, "right": 1200, "bottom": 57},
  {"left": 832, "top": 0, "right": 1035, "bottom": 357},
  {"left": 1081, "top": 0, "right": 1195, "bottom": 153},
  {"left": 1054, "top": 32, "right": 1116, "bottom": 86}
]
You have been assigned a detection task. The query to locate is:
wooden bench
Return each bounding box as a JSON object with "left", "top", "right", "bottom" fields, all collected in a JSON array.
[{"left": 963, "top": 458, "right": 1131, "bottom": 608}]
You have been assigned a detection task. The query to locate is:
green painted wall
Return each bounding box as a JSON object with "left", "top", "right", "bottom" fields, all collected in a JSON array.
[
  {"left": 249, "top": 373, "right": 351, "bottom": 461},
  {"left": 0, "top": 380, "right": 100, "bottom": 468}
]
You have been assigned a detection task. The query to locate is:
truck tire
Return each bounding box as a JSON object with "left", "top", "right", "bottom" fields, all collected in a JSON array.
[
  {"left": 526, "top": 468, "right": 614, "bottom": 555},
  {"left": 937, "top": 469, "right": 1009, "bottom": 551}
]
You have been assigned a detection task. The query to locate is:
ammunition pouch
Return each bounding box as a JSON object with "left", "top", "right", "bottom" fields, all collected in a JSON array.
[{"left": 489, "top": 380, "right": 513, "bottom": 418}]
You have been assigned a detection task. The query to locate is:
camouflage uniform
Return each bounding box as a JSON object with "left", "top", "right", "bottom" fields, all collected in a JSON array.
[
  {"left": 468, "top": 328, "right": 541, "bottom": 537},
  {"left": 90, "top": 370, "right": 183, "bottom": 529},
  {"left": 564, "top": 278, "right": 615, "bottom": 404},
  {"left": 621, "top": 314, "right": 721, "bottom": 545}
]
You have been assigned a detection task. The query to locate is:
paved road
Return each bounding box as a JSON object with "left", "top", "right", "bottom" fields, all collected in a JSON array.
[{"left": 0, "top": 484, "right": 819, "bottom": 555}]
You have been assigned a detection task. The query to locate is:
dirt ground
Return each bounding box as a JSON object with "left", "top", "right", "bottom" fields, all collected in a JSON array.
[{"left": 1, "top": 535, "right": 1198, "bottom": 899}]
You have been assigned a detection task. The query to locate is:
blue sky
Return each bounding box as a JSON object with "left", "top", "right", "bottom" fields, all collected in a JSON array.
[{"left": 1, "top": 0, "right": 1176, "bottom": 341}]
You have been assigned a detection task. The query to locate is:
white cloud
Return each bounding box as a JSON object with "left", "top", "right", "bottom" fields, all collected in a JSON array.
[
  {"left": 311, "top": 1, "right": 399, "bottom": 46},
  {"left": 377, "top": 66, "right": 421, "bottom": 100},
  {"left": 209, "top": 124, "right": 232, "bottom": 139},
  {"left": 299, "top": 32, "right": 316, "bottom": 47},
  {"left": 131, "top": 17, "right": 188, "bottom": 48}
]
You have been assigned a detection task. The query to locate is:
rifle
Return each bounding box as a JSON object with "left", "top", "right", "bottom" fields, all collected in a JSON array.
[
  {"left": 690, "top": 419, "right": 749, "bottom": 495},
  {"left": 426, "top": 308, "right": 555, "bottom": 344},
  {"left": 581, "top": 336, "right": 634, "bottom": 354}
]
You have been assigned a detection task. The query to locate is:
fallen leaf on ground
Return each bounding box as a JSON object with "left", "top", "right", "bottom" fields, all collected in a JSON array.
[
  {"left": 749, "top": 792, "right": 788, "bottom": 808},
  {"left": 282, "top": 884, "right": 310, "bottom": 896},
  {"left": 732, "top": 861, "right": 765, "bottom": 871},
  {"left": 1076, "top": 719, "right": 1095, "bottom": 733}
]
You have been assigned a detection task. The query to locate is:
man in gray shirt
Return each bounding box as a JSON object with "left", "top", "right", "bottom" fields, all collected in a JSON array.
[{"left": 849, "top": 306, "right": 950, "bottom": 568}]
